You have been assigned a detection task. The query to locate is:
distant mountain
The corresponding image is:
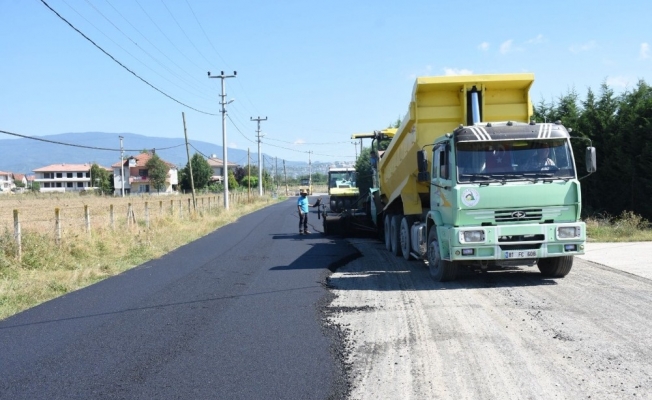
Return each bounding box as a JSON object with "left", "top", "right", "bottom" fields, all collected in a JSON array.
[{"left": 0, "top": 132, "right": 336, "bottom": 175}]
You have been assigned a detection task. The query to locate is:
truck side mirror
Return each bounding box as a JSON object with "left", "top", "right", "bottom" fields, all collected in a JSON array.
[
  {"left": 417, "top": 150, "right": 430, "bottom": 181},
  {"left": 585, "top": 147, "right": 597, "bottom": 173}
]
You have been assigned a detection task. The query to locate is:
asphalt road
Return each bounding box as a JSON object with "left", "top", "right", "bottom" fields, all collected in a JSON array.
[{"left": 0, "top": 198, "right": 356, "bottom": 400}]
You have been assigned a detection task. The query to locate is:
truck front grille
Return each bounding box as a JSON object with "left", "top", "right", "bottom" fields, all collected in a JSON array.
[{"left": 495, "top": 209, "right": 542, "bottom": 223}]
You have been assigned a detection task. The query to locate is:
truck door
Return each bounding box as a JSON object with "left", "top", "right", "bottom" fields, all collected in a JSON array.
[{"left": 432, "top": 143, "right": 453, "bottom": 223}]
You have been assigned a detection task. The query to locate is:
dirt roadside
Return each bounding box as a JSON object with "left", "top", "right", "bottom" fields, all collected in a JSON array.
[{"left": 325, "top": 239, "right": 652, "bottom": 400}]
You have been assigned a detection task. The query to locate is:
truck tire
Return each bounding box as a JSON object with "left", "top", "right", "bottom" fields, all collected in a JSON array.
[
  {"left": 384, "top": 214, "right": 392, "bottom": 251},
  {"left": 427, "top": 228, "right": 457, "bottom": 282},
  {"left": 390, "top": 214, "right": 403, "bottom": 257},
  {"left": 400, "top": 216, "right": 415, "bottom": 261},
  {"left": 537, "top": 256, "right": 573, "bottom": 277}
]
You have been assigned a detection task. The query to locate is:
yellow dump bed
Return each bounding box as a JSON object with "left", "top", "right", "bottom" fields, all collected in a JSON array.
[{"left": 380, "top": 73, "right": 534, "bottom": 215}]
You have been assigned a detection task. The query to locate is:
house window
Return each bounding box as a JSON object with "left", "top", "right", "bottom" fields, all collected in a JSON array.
[
  {"left": 44, "top": 182, "right": 51, "bottom": 188},
  {"left": 139, "top": 169, "right": 148, "bottom": 178},
  {"left": 67, "top": 173, "right": 73, "bottom": 178},
  {"left": 56, "top": 182, "right": 62, "bottom": 187},
  {"left": 77, "top": 182, "right": 84, "bottom": 188},
  {"left": 56, "top": 173, "right": 62, "bottom": 178},
  {"left": 77, "top": 172, "right": 83, "bottom": 178},
  {"left": 44, "top": 173, "right": 51, "bottom": 179},
  {"left": 67, "top": 182, "right": 73, "bottom": 188}
]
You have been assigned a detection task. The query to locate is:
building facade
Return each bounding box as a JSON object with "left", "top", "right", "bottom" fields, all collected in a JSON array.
[
  {"left": 112, "top": 152, "right": 178, "bottom": 196},
  {"left": 33, "top": 164, "right": 97, "bottom": 193}
]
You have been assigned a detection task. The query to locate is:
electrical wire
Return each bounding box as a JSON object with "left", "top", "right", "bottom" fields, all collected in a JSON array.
[
  {"left": 0, "top": 129, "right": 185, "bottom": 152},
  {"left": 40, "top": 0, "right": 217, "bottom": 116}
]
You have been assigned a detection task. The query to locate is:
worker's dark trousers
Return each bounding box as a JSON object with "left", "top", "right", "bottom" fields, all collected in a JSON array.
[{"left": 299, "top": 212, "right": 308, "bottom": 232}]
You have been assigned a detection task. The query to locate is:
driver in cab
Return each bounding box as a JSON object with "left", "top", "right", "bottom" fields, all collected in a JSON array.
[{"left": 524, "top": 143, "right": 555, "bottom": 171}]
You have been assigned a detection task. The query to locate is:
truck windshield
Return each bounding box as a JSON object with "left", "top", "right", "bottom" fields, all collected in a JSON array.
[
  {"left": 329, "top": 171, "right": 357, "bottom": 188},
  {"left": 456, "top": 139, "right": 576, "bottom": 183}
]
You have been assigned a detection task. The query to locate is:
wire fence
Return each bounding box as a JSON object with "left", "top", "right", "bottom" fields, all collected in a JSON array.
[{"left": 2, "top": 191, "right": 267, "bottom": 261}]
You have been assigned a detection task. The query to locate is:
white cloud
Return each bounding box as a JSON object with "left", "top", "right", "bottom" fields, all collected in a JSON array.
[
  {"left": 569, "top": 40, "right": 597, "bottom": 53},
  {"left": 640, "top": 42, "right": 650, "bottom": 59},
  {"left": 293, "top": 139, "right": 305, "bottom": 145},
  {"left": 478, "top": 42, "right": 490, "bottom": 51},
  {"left": 527, "top": 34, "right": 545, "bottom": 44},
  {"left": 443, "top": 68, "right": 474, "bottom": 76},
  {"left": 606, "top": 76, "right": 631, "bottom": 88},
  {"left": 500, "top": 40, "right": 514, "bottom": 54}
]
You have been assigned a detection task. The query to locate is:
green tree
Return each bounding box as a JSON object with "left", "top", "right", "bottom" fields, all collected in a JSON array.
[
  {"left": 90, "top": 163, "right": 113, "bottom": 195},
  {"left": 180, "top": 153, "right": 212, "bottom": 191},
  {"left": 228, "top": 170, "right": 239, "bottom": 189},
  {"left": 240, "top": 175, "right": 258, "bottom": 188},
  {"left": 146, "top": 153, "right": 169, "bottom": 193},
  {"left": 31, "top": 181, "right": 40, "bottom": 192}
]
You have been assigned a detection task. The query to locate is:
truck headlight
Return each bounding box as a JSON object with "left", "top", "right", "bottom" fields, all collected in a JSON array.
[
  {"left": 557, "top": 226, "right": 580, "bottom": 239},
  {"left": 459, "top": 230, "right": 485, "bottom": 243}
]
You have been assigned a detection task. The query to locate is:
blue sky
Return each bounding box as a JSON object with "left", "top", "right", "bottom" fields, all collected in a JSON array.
[{"left": 1, "top": 0, "right": 650, "bottom": 165}]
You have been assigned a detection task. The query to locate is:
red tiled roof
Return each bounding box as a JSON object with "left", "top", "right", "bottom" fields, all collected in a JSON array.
[
  {"left": 33, "top": 164, "right": 92, "bottom": 173},
  {"left": 111, "top": 152, "right": 175, "bottom": 168}
]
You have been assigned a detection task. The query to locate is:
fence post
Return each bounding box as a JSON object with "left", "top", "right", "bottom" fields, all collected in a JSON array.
[
  {"left": 179, "top": 200, "right": 183, "bottom": 219},
  {"left": 145, "top": 202, "right": 150, "bottom": 229},
  {"left": 13, "top": 209, "right": 21, "bottom": 261},
  {"left": 127, "top": 203, "right": 134, "bottom": 227},
  {"left": 55, "top": 207, "right": 62, "bottom": 245},
  {"left": 110, "top": 204, "right": 115, "bottom": 230},
  {"left": 171, "top": 199, "right": 174, "bottom": 215},
  {"left": 84, "top": 205, "right": 91, "bottom": 236},
  {"left": 159, "top": 200, "right": 163, "bottom": 216},
  {"left": 188, "top": 198, "right": 192, "bottom": 215}
]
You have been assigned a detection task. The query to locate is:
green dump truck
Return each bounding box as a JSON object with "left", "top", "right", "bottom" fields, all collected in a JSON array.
[{"left": 345, "top": 73, "right": 597, "bottom": 281}]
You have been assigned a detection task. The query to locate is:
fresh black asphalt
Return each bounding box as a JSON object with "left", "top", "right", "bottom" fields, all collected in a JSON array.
[{"left": 0, "top": 197, "right": 358, "bottom": 399}]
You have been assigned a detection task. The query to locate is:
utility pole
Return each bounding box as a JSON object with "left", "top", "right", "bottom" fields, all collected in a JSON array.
[
  {"left": 250, "top": 116, "right": 267, "bottom": 196},
  {"left": 283, "top": 160, "right": 287, "bottom": 196},
  {"left": 182, "top": 112, "right": 196, "bottom": 210},
  {"left": 208, "top": 70, "right": 236, "bottom": 210},
  {"left": 352, "top": 141, "right": 358, "bottom": 161},
  {"left": 308, "top": 151, "right": 313, "bottom": 189},
  {"left": 275, "top": 157, "right": 278, "bottom": 191},
  {"left": 119, "top": 135, "right": 124, "bottom": 197},
  {"left": 247, "top": 148, "right": 251, "bottom": 202}
]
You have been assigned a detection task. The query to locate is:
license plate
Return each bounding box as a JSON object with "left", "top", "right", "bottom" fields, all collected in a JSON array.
[{"left": 503, "top": 250, "right": 537, "bottom": 259}]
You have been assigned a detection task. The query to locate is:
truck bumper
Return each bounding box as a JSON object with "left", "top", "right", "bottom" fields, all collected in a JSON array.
[{"left": 444, "top": 222, "right": 586, "bottom": 262}]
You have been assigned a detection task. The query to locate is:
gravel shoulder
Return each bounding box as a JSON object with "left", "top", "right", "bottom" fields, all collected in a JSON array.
[{"left": 325, "top": 238, "right": 652, "bottom": 400}]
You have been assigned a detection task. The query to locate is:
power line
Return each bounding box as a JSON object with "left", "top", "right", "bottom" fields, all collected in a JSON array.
[
  {"left": 160, "top": 0, "right": 213, "bottom": 67},
  {"left": 0, "top": 129, "right": 185, "bottom": 152},
  {"left": 40, "top": 0, "right": 217, "bottom": 116},
  {"left": 102, "top": 0, "right": 217, "bottom": 98},
  {"left": 72, "top": 0, "right": 215, "bottom": 102}
]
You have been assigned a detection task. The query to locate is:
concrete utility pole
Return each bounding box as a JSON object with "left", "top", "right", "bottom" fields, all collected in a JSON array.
[
  {"left": 352, "top": 141, "right": 358, "bottom": 161},
  {"left": 250, "top": 116, "right": 267, "bottom": 196},
  {"left": 119, "top": 135, "right": 125, "bottom": 197},
  {"left": 208, "top": 70, "right": 236, "bottom": 210},
  {"left": 182, "top": 112, "right": 196, "bottom": 210},
  {"left": 308, "top": 151, "right": 313, "bottom": 188},
  {"left": 283, "top": 160, "right": 287, "bottom": 196}
]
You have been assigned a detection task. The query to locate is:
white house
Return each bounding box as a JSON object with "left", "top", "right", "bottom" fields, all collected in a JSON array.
[
  {"left": 0, "top": 171, "right": 13, "bottom": 193},
  {"left": 112, "top": 152, "right": 178, "bottom": 195},
  {"left": 33, "top": 164, "right": 101, "bottom": 193},
  {"left": 207, "top": 157, "right": 239, "bottom": 183}
]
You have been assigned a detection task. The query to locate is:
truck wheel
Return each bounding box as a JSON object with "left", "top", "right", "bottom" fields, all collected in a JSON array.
[
  {"left": 400, "top": 216, "right": 414, "bottom": 261},
  {"left": 390, "top": 215, "right": 403, "bottom": 257},
  {"left": 384, "top": 214, "right": 392, "bottom": 251},
  {"left": 427, "top": 228, "right": 457, "bottom": 282},
  {"left": 537, "top": 256, "right": 573, "bottom": 277}
]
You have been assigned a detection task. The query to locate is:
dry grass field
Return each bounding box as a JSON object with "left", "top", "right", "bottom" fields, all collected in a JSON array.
[{"left": 0, "top": 191, "right": 283, "bottom": 320}]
